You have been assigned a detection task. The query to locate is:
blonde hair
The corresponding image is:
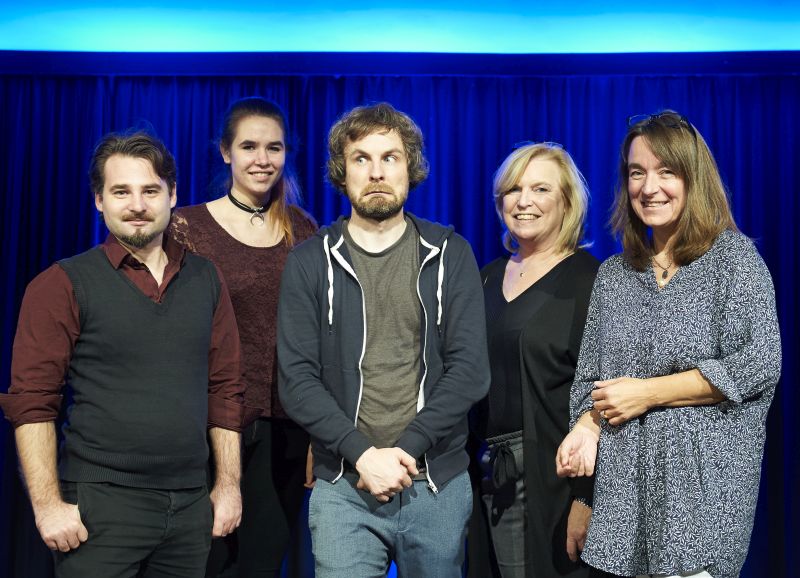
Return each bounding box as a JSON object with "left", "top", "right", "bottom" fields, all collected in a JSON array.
[
  {"left": 611, "top": 111, "right": 737, "bottom": 270},
  {"left": 493, "top": 142, "right": 589, "bottom": 254}
]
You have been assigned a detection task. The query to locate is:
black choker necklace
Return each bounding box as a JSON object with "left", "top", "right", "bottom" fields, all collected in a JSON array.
[{"left": 227, "top": 192, "right": 271, "bottom": 226}]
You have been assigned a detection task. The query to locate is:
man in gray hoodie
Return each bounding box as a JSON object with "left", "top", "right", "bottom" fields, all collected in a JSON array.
[{"left": 277, "top": 102, "right": 489, "bottom": 577}]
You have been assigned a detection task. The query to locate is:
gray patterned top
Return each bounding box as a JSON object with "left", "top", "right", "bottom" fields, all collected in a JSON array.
[{"left": 570, "top": 229, "right": 781, "bottom": 578}]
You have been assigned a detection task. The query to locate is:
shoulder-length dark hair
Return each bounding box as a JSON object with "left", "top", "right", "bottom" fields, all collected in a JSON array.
[
  {"left": 611, "top": 111, "right": 737, "bottom": 270},
  {"left": 217, "top": 97, "right": 310, "bottom": 246}
]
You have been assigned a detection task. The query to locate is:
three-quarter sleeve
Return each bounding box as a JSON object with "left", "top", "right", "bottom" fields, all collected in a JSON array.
[
  {"left": 0, "top": 265, "right": 79, "bottom": 427},
  {"left": 694, "top": 239, "right": 782, "bottom": 403},
  {"left": 206, "top": 264, "right": 254, "bottom": 431}
]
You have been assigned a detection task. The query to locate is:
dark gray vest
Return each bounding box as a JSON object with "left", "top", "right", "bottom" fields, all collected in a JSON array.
[{"left": 58, "top": 246, "right": 219, "bottom": 489}]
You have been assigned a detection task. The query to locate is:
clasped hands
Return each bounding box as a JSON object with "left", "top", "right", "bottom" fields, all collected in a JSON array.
[
  {"left": 556, "top": 376, "right": 655, "bottom": 478},
  {"left": 355, "top": 446, "right": 419, "bottom": 503}
]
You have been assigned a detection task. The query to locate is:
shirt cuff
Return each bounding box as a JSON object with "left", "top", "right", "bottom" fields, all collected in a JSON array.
[
  {"left": 695, "top": 359, "right": 741, "bottom": 403},
  {"left": 207, "top": 395, "right": 261, "bottom": 432},
  {"left": 0, "top": 392, "right": 63, "bottom": 428},
  {"left": 569, "top": 474, "right": 594, "bottom": 506}
]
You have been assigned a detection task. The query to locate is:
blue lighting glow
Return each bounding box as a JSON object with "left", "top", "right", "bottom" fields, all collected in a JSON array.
[{"left": 1, "top": 1, "right": 799, "bottom": 53}]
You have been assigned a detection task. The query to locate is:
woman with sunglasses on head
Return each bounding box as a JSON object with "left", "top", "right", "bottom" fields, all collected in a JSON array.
[
  {"left": 477, "top": 142, "right": 604, "bottom": 577},
  {"left": 556, "top": 111, "right": 781, "bottom": 578},
  {"left": 169, "top": 97, "right": 317, "bottom": 577}
]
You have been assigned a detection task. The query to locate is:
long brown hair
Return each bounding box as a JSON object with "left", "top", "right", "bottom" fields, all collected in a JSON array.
[
  {"left": 218, "top": 97, "right": 310, "bottom": 246},
  {"left": 611, "top": 111, "right": 737, "bottom": 270}
]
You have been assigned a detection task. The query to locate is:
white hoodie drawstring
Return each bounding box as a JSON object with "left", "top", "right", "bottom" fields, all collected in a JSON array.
[
  {"left": 323, "top": 235, "right": 334, "bottom": 326},
  {"left": 436, "top": 239, "right": 447, "bottom": 327}
]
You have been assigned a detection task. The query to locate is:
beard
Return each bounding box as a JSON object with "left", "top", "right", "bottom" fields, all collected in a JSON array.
[
  {"left": 106, "top": 210, "right": 165, "bottom": 249},
  {"left": 117, "top": 229, "right": 161, "bottom": 249},
  {"left": 348, "top": 184, "right": 407, "bottom": 222}
]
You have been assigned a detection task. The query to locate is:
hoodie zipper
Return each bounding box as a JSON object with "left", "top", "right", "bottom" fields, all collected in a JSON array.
[
  {"left": 417, "top": 237, "right": 441, "bottom": 493},
  {"left": 328, "top": 236, "right": 368, "bottom": 483}
]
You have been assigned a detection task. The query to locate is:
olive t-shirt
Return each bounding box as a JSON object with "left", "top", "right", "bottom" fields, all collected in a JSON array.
[{"left": 344, "top": 218, "right": 421, "bottom": 452}]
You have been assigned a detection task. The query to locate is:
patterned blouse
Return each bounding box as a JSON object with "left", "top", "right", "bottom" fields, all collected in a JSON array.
[{"left": 570, "top": 229, "right": 781, "bottom": 578}]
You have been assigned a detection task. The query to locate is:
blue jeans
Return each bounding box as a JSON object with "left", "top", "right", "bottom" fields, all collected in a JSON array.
[{"left": 309, "top": 470, "right": 472, "bottom": 578}]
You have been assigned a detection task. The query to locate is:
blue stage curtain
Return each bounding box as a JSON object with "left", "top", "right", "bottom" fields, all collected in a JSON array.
[{"left": 0, "top": 51, "right": 797, "bottom": 577}]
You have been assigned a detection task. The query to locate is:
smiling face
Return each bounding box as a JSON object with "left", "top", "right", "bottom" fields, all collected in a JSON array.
[
  {"left": 221, "top": 115, "right": 285, "bottom": 202},
  {"left": 627, "top": 135, "right": 687, "bottom": 242},
  {"left": 343, "top": 129, "right": 410, "bottom": 223},
  {"left": 94, "top": 154, "right": 176, "bottom": 250},
  {"left": 501, "top": 157, "right": 566, "bottom": 252}
]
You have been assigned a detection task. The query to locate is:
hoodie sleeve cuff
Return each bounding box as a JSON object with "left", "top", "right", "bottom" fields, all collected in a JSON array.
[
  {"left": 394, "top": 430, "right": 432, "bottom": 460},
  {"left": 338, "top": 429, "right": 374, "bottom": 467}
]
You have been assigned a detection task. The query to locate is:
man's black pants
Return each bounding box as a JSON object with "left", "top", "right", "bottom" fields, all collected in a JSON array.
[{"left": 56, "top": 481, "right": 212, "bottom": 578}]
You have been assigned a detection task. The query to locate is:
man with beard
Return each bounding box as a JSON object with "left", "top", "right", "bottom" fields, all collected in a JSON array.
[
  {"left": 0, "top": 131, "right": 248, "bottom": 577},
  {"left": 277, "top": 103, "right": 490, "bottom": 577}
]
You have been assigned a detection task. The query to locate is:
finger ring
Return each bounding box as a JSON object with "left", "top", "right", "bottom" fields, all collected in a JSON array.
[{"left": 600, "top": 410, "right": 607, "bottom": 419}]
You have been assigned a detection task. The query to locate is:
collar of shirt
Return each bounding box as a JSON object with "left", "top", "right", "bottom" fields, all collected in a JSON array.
[
  {"left": 101, "top": 233, "right": 186, "bottom": 270},
  {"left": 101, "top": 233, "right": 187, "bottom": 301}
]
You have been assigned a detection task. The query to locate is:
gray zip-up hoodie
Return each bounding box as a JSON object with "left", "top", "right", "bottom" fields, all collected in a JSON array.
[{"left": 277, "top": 213, "right": 490, "bottom": 491}]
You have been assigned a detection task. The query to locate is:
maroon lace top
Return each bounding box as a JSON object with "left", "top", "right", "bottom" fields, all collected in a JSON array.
[{"left": 169, "top": 204, "right": 317, "bottom": 419}]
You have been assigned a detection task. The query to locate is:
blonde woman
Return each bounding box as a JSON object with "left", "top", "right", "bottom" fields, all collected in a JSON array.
[{"left": 479, "top": 143, "right": 602, "bottom": 577}]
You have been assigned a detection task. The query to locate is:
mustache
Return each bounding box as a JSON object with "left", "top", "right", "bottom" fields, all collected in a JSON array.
[
  {"left": 123, "top": 211, "right": 154, "bottom": 222},
  {"left": 364, "top": 184, "right": 395, "bottom": 194}
]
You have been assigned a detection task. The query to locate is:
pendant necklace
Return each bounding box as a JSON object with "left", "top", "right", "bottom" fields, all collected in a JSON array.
[
  {"left": 227, "top": 191, "right": 270, "bottom": 226},
  {"left": 652, "top": 254, "right": 673, "bottom": 288}
]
